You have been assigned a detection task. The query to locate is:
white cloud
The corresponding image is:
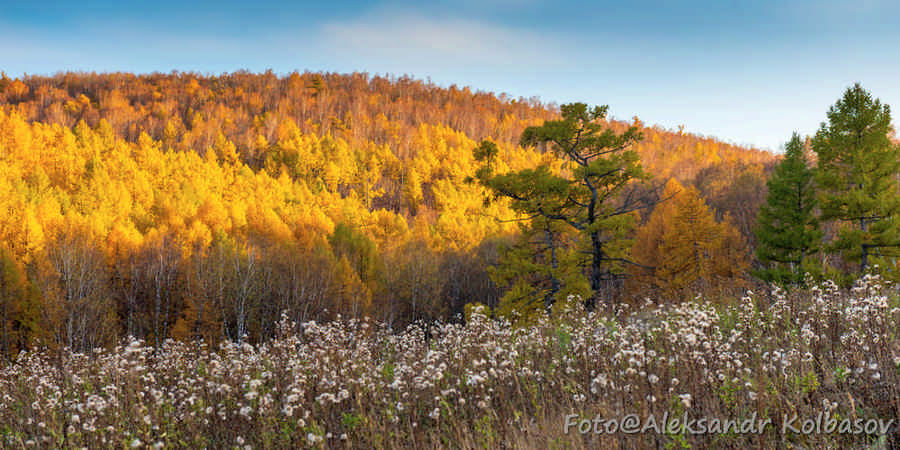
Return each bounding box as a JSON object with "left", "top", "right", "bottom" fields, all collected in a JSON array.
[{"left": 317, "top": 11, "right": 567, "bottom": 70}]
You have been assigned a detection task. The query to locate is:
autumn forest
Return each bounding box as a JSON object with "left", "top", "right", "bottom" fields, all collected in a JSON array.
[
  {"left": 0, "top": 70, "right": 889, "bottom": 360},
  {"left": 7, "top": 67, "right": 900, "bottom": 448}
]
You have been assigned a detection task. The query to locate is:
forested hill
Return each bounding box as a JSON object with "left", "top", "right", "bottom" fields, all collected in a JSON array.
[
  {"left": 1, "top": 71, "right": 773, "bottom": 181},
  {"left": 0, "top": 71, "right": 775, "bottom": 356}
]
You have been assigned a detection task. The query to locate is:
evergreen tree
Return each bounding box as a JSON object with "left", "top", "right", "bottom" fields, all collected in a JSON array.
[
  {"left": 813, "top": 84, "right": 900, "bottom": 273},
  {"left": 491, "top": 216, "right": 590, "bottom": 323},
  {"left": 474, "top": 103, "right": 653, "bottom": 309},
  {"left": 754, "top": 133, "right": 821, "bottom": 284},
  {"left": 476, "top": 160, "right": 587, "bottom": 317}
]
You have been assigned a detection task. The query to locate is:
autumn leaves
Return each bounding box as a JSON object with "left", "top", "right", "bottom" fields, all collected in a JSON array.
[{"left": 632, "top": 180, "right": 747, "bottom": 293}]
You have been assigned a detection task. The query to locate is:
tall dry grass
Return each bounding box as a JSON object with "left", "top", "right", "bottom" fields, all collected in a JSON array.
[{"left": 2, "top": 275, "right": 899, "bottom": 448}]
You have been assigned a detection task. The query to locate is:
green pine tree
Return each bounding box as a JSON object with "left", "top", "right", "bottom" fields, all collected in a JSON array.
[
  {"left": 754, "top": 133, "right": 821, "bottom": 284},
  {"left": 474, "top": 103, "right": 653, "bottom": 309},
  {"left": 491, "top": 216, "right": 590, "bottom": 324},
  {"left": 813, "top": 83, "right": 900, "bottom": 274}
]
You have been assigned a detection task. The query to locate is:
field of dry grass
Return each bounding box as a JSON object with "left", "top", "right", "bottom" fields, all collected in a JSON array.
[{"left": 2, "top": 275, "right": 900, "bottom": 448}]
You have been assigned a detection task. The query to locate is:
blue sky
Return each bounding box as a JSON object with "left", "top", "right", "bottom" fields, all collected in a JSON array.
[{"left": 3, "top": 0, "right": 900, "bottom": 152}]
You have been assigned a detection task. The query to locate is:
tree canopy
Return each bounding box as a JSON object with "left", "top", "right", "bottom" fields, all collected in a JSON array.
[
  {"left": 632, "top": 179, "right": 748, "bottom": 295},
  {"left": 0, "top": 71, "right": 780, "bottom": 356}
]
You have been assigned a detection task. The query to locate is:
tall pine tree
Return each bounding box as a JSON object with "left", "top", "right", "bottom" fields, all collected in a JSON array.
[
  {"left": 813, "top": 84, "right": 900, "bottom": 274},
  {"left": 490, "top": 216, "right": 590, "bottom": 323},
  {"left": 474, "top": 103, "right": 653, "bottom": 309},
  {"left": 754, "top": 133, "right": 821, "bottom": 284}
]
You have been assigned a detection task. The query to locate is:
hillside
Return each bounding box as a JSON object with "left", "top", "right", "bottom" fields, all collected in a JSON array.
[
  {"left": 0, "top": 71, "right": 776, "bottom": 356},
  {"left": 1, "top": 70, "right": 775, "bottom": 194}
]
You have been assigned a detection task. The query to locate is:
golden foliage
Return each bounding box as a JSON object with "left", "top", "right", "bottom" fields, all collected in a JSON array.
[{"left": 0, "top": 71, "right": 774, "bottom": 352}]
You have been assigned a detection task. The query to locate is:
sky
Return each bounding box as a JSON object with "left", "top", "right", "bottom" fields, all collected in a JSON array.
[{"left": 2, "top": 0, "right": 900, "bottom": 152}]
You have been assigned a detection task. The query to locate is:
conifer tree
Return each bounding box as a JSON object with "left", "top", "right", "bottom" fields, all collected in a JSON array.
[
  {"left": 813, "top": 83, "right": 900, "bottom": 273},
  {"left": 474, "top": 103, "right": 652, "bottom": 309},
  {"left": 632, "top": 178, "right": 683, "bottom": 279},
  {"left": 656, "top": 185, "right": 747, "bottom": 292},
  {"left": 754, "top": 133, "right": 821, "bottom": 284},
  {"left": 491, "top": 216, "right": 590, "bottom": 323}
]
